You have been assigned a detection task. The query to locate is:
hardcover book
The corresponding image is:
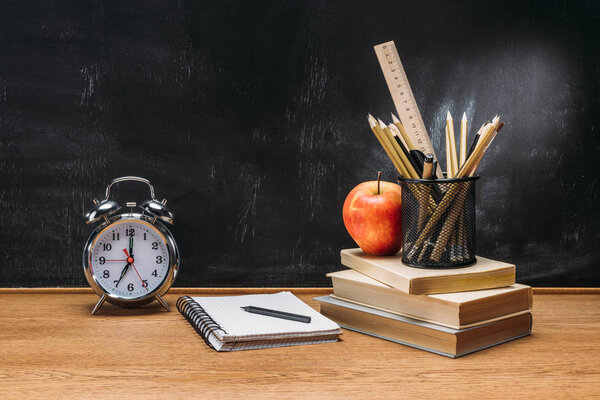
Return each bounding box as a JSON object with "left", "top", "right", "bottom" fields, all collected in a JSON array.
[
  {"left": 341, "top": 248, "right": 516, "bottom": 295},
  {"left": 328, "top": 269, "right": 532, "bottom": 329},
  {"left": 316, "top": 295, "right": 532, "bottom": 358}
]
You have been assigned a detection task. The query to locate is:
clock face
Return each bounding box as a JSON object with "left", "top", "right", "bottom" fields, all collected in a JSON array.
[{"left": 89, "top": 219, "right": 170, "bottom": 299}]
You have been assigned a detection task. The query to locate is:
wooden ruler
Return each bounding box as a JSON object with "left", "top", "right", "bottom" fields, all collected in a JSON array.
[{"left": 374, "top": 41, "right": 443, "bottom": 177}]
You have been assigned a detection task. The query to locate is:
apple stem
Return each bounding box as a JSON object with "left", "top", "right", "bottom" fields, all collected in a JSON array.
[{"left": 377, "top": 171, "right": 382, "bottom": 195}]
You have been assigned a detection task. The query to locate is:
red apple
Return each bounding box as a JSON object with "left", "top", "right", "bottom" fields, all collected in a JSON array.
[{"left": 342, "top": 176, "right": 402, "bottom": 256}]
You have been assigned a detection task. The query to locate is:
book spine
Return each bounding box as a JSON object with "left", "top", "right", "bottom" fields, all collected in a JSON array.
[{"left": 176, "top": 296, "right": 227, "bottom": 350}]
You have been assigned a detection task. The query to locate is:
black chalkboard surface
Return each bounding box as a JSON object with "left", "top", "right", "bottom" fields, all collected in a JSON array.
[{"left": 1, "top": 0, "right": 599, "bottom": 287}]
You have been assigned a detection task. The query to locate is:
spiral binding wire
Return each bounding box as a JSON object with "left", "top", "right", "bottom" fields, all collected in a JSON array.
[{"left": 176, "top": 296, "right": 228, "bottom": 349}]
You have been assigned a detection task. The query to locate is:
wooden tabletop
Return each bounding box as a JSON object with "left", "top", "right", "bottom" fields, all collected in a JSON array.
[{"left": 1, "top": 290, "right": 599, "bottom": 399}]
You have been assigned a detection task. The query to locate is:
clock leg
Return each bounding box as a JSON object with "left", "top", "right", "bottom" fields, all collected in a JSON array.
[
  {"left": 91, "top": 295, "right": 107, "bottom": 315},
  {"left": 155, "top": 294, "right": 170, "bottom": 312}
]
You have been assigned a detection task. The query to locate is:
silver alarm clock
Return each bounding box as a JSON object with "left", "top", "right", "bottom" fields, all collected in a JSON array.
[{"left": 83, "top": 176, "right": 179, "bottom": 315}]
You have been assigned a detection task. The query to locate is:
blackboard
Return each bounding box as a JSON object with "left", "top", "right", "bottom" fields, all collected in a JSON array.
[{"left": 1, "top": 0, "right": 599, "bottom": 287}]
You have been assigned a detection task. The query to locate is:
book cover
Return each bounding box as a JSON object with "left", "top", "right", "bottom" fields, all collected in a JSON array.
[
  {"left": 316, "top": 295, "right": 532, "bottom": 358},
  {"left": 329, "top": 269, "right": 532, "bottom": 329},
  {"left": 341, "top": 248, "right": 516, "bottom": 295}
]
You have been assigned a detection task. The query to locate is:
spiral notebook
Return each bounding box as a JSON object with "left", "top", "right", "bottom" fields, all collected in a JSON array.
[{"left": 177, "top": 292, "right": 342, "bottom": 351}]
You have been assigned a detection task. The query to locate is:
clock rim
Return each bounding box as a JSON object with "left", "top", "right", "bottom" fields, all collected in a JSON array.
[{"left": 82, "top": 213, "right": 179, "bottom": 306}]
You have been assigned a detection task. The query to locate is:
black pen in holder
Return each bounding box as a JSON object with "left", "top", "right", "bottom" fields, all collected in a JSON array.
[{"left": 398, "top": 176, "right": 479, "bottom": 268}]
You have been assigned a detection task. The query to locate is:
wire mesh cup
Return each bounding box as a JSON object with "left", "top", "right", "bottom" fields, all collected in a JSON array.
[{"left": 398, "top": 176, "right": 479, "bottom": 268}]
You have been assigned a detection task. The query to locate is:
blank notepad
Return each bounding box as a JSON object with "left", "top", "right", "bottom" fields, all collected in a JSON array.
[{"left": 176, "top": 292, "right": 342, "bottom": 351}]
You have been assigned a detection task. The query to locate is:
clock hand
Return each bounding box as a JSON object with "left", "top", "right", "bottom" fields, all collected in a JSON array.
[
  {"left": 115, "top": 262, "right": 130, "bottom": 287},
  {"left": 115, "top": 248, "right": 135, "bottom": 288},
  {"left": 130, "top": 263, "right": 148, "bottom": 291},
  {"left": 129, "top": 236, "right": 134, "bottom": 258}
]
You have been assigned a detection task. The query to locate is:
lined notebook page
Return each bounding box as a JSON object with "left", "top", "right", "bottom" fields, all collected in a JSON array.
[{"left": 190, "top": 291, "right": 341, "bottom": 341}]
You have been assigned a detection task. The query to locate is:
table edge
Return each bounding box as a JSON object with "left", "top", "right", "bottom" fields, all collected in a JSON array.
[{"left": 0, "top": 287, "right": 598, "bottom": 294}]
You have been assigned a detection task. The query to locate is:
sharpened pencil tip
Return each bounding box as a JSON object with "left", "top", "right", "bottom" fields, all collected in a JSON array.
[
  {"left": 377, "top": 118, "right": 386, "bottom": 127},
  {"left": 368, "top": 115, "right": 378, "bottom": 127},
  {"left": 447, "top": 111, "right": 452, "bottom": 120},
  {"left": 391, "top": 113, "right": 400, "bottom": 123},
  {"left": 462, "top": 112, "right": 467, "bottom": 121}
]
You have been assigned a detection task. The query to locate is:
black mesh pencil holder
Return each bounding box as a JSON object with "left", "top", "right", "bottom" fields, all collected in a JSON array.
[{"left": 398, "top": 176, "right": 479, "bottom": 269}]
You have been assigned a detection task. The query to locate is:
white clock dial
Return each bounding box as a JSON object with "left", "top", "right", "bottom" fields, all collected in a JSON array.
[{"left": 89, "top": 219, "right": 170, "bottom": 299}]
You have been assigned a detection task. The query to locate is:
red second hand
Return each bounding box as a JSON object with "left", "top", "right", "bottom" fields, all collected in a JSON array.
[{"left": 130, "top": 263, "right": 148, "bottom": 291}]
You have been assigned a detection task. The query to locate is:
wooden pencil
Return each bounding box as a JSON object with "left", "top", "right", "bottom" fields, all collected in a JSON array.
[
  {"left": 368, "top": 115, "right": 410, "bottom": 178},
  {"left": 379, "top": 119, "right": 420, "bottom": 179},
  {"left": 460, "top": 112, "right": 468, "bottom": 167},
  {"left": 467, "top": 121, "right": 504, "bottom": 176},
  {"left": 465, "top": 123, "right": 484, "bottom": 161},
  {"left": 445, "top": 125, "right": 452, "bottom": 178},
  {"left": 458, "top": 117, "right": 499, "bottom": 178},
  {"left": 389, "top": 123, "right": 424, "bottom": 177},
  {"left": 446, "top": 111, "right": 459, "bottom": 177},
  {"left": 388, "top": 124, "right": 409, "bottom": 151},
  {"left": 391, "top": 114, "right": 416, "bottom": 150}
]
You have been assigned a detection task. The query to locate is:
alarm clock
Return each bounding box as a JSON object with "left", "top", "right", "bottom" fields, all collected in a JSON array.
[{"left": 83, "top": 176, "right": 179, "bottom": 315}]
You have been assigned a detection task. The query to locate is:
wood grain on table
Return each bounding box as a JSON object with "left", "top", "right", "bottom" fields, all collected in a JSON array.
[{"left": 0, "top": 291, "right": 599, "bottom": 399}]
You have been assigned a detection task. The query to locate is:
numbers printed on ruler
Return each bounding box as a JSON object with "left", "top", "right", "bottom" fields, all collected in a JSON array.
[{"left": 374, "top": 41, "right": 442, "bottom": 176}]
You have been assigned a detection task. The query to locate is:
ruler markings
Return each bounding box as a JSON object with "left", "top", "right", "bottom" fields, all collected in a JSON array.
[{"left": 374, "top": 41, "right": 443, "bottom": 177}]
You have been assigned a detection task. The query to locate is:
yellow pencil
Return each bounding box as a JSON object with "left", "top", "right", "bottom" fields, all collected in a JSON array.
[
  {"left": 446, "top": 111, "right": 459, "bottom": 177},
  {"left": 379, "top": 119, "right": 420, "bottom": 179},
  {"left": 367, "top": 115, "right": 409, "bottom": 178},
  {"left": 467, "top": 121, "right": 504, "bottom": 176},
  {"left": 460, "top": 112, "right": 468, "bottom": 167},
  {"left": 391, "top": 114, "right": 416, "bottom": 150},
  {"left": 445, "top": 125, "right": 452, "bottom": 178},
  {"left": 388, "top": 124, "right": 409, "bottom": 151},
  {"left": 457, "top": 117, "right": 500, "bottom": 178}
]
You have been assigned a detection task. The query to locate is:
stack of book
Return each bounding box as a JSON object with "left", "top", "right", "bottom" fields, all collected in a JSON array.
[{"left": 316, "top": 249, "right": 532, "bottom": 358}]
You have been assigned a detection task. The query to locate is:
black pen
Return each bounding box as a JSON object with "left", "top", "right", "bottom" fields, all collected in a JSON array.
[
  {"left": 392, "top": 134, "right": 422, "bottom": 176},
  {"left": 389, "top": 125, "right": 424, "bottom": 177},
  {"left": 431, "top": 160, "right": 438, "bottom": 179},
  {"left": 465, "top": 133, "right": 480, "bottom": 162},
  {"left": 241, "top": 306, "right": 312, "bottom": 323},
  {"left": 465, "top": 123, "right": 489, "bottom": 163},
  {"left": 410, "top": 149, "right": 425, "bottom": 177}
]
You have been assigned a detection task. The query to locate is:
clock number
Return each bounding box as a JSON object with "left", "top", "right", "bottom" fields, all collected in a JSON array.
[
  {"left": 125, "top": 228, "right": 135, "bottom": 237},
  {"left": 102, "top": 243, "right": 112, "bottom": 251},
  {"left": 156, "top": 256, "right": 163, "bottom": 264},
  {"left": 112, "top": 232, "right": 120, "bottom": 240},
  {"left": 142, "top": 280, "right": 148, "bottom": 288},
  {"left": 151, "top": 269, "right": 158, "bottom": 277},
  {"left": 151, "top": 242, "right": 159, "bottom": 250},
  {"left": 143, "top": 233, "right": 147, "bottom": 240},
  {"left": 99, "top": 257, "right": 106, "bottom": 265},
  {"left": 127, "top": 283, "right": 134, "bottom": 291},
  {"left": 103, "top": 270, "right": 110, "bottom": 278}
]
